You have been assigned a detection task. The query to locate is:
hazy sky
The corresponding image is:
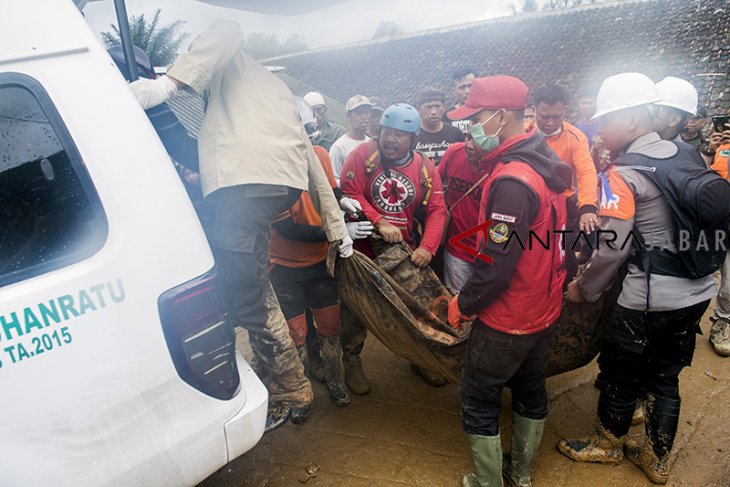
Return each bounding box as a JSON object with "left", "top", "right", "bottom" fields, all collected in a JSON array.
[{"left": 84, "top": 0, "right": 515, "bottom": 51}]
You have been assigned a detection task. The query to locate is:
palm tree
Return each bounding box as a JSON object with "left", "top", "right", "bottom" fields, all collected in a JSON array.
[{"left": 101, "top": 9, "right": 190, "bottom": 66}]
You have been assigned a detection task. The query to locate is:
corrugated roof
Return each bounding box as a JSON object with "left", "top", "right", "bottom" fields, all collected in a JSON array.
[{"left": 263, "top": 0, "right": 730, "bottom": 115}]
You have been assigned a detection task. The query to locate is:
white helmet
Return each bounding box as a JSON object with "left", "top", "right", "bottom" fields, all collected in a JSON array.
[
  {"left": 303, "top": 91, "right": 326, "bottom": 108},
  {"left": 294, "top": 96, "right": 320, "bottom": 140},
  {"left": 592, "top": 72, "right": 661, "bottom": 120},
  {"left": 655, "top": 76, "right": 698, "bottom": 116}
]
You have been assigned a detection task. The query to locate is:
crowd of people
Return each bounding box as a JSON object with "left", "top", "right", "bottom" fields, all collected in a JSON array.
[{"left": 122, "top": 19, "right": 730, "bottom": 487}]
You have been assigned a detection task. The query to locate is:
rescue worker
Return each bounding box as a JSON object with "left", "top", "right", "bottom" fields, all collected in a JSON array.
[
  {"left": 531, "top": 84, "right": 599, "bottom": 236},
  {"left": 340, "top": 103, "right": 448, "bottom": 392},
  {"left": 128, "top": 20, "right": 353, "bottom": 431},
  {"left": 653, "top": 76, "right": 699, "bottom": 143},
  {"left": 558, "top": 73, "right": 717, "bottom": 485},
  {"left": 437, "top": 134, "right": 489, "bottom": 293},
  {"left": 303, "top": 91, "right": 347, "bottom": 152},
  {"left": 709, "top": 115, "right": 730, "bottom": 357},
  {"left": 447, "top": 76, "right": 572, "bottom": 487},
  {"left": 270, "top": 98, "right": 374, "bottom": 408}
]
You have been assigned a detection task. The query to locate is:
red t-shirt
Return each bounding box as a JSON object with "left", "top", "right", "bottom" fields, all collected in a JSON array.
[
  {"left": 438, "top": 142, "right": 487, "bottom": 263},
  {"left": 340, "top": 140, "right": 447, "bottom": 255}
]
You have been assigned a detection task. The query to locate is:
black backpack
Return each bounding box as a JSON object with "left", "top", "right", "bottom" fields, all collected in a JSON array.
[{"left": 615, "top": 142, "right": 730, "bottom": 280}]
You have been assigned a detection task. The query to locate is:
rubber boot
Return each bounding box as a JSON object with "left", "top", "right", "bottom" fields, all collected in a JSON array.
[
  {"left": 462, "top": 434, "right": 503, "bottom": 487},
  {"left": 625, "top": 394, "right": 681, "bottom": 485},
  {"left": 343, "top": 352, "right": 371, "bottom": 395},
  {"left": 320, "top": 334, "right": 351, "bottom": 407},
  {"left": 503, "top": 414, "right": 545, "bottom": 487},
  {"left": 557, "top": 392, "right": 634, "bottom": 464},
  {"left": 709, "top": 319, "right": 730, "bottom": 357},
  {"left": 306, "top": 327, "right": 326, "bottom": 382},
  {"left": 410, "top": 363, "right": 448, "bottom": 387}
]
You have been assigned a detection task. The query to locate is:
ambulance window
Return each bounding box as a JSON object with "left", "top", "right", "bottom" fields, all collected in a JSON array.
[{"left": 0, "top": 74, "right": 107, "bottom": 287}]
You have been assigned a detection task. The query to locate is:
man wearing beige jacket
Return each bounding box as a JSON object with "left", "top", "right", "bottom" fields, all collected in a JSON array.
[{"left": 129, "top": 20, "right": 353, "bottom": 431}]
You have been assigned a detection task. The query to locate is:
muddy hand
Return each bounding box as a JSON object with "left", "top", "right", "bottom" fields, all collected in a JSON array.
[{"left": 411, "top": 247, "right": 432, "bottom": 268}]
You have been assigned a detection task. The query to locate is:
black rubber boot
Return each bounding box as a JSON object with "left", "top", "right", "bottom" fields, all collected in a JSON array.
[
  {"left": 320, "top": 334, "right": 351, "bottom": 407},
  {"left": 625, "top": 394, "right": 681, "bottom": 484},
  {"left": 306, "top": 330, "right": 326, "bottom": 382}
]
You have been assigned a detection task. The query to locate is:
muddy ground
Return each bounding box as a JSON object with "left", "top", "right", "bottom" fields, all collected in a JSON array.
[{"left": 202, "top": 307, "right": 730, "bottom": 487}]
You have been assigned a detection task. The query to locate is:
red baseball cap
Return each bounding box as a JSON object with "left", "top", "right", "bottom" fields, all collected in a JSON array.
[{"left": 448, "top": 75, "right": 529, "bottom": 120}]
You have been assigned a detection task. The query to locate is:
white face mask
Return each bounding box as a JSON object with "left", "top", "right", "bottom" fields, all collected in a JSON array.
[{"left": 537, "top": 125, "right": 562, "bottom": 138}]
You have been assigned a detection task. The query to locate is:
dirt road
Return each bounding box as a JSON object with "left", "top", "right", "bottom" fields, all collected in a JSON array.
[{"left": 202, "top": 309, "right": 730, "bottom": 487}]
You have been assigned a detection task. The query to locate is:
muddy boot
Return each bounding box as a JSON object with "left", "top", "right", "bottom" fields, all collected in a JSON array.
[
  {"left": 264, "top": 401, "right": 290, "bottom": 433},
  {"left": 709, "top": 319, "right": 730, "bottom": 357},
  {"left": 625, "top": 394, "right": 681, "bottom": 485},
  {"left": 268, "top": 364, "right": 313, "bottom": 425},
  {"left": 320, "top": 334, "right": 351, "bottom": 407},
  {"left": 557, "top": 421, "right": 626, "bottom": 464},
  {"left": 306, "top": 333, "right": 326, "bottom": 382},
  {"left": 503, "top": 414, "right": 544, "bottom": 487},
  {"left": 557, "top": 392, "right": 633, "bottom": 464},
  {"left": 343, "top": 353, "right": 371, "bottom": 395},
  {"left": 296, "top": 344, "right": 310, "bottom": 377},
  {"left": 410, "top": 363, "right": 448, "bottom": 387},
  {"left": 632, "top": 400, "right": 645, "bottom": 425},
  {"left": 462, "top": 434, "right": 503, "bottom": 487}
]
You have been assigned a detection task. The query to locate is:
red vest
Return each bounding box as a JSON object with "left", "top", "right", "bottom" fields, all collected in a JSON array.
[{"left": 477, "top": 161, "right": 567, "bottom": 335}]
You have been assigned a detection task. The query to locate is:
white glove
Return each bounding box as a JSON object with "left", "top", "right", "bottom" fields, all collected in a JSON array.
[
  {"left": 338, "top": 235, "right": 354, "bottom": 258},
  {"left": 346, "top": 221, "right": 374, "bottom": 240},
  {"left": 129, "top": 76, "right": 178, "bottom": 110},
  {"left": 339, "top": 197, "right": 363, "bottom": 215}
]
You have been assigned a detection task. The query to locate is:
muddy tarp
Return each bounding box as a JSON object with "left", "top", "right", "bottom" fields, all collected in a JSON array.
[{"left": 337, "top": 242, "right": 622, "bottom": 383}]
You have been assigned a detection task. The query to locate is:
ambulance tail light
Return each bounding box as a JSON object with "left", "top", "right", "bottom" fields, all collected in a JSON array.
[{"left": 158, "top": 269, "right": 240, "bottom": 400}]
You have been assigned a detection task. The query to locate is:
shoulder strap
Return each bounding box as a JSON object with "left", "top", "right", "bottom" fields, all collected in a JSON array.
[
  {"left": 365, "top": 147, "right": 380, "bottom": 174},
  {"left": 419, "top": 153, "right": 434, "bottom": 206},
  {"left": 449, "top": 171, "right": 490, "bottom": 212}
]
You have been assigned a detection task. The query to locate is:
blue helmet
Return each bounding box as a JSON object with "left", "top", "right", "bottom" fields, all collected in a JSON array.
[{"left": 380, "top": 103, "right": 421, "bottom": 135}]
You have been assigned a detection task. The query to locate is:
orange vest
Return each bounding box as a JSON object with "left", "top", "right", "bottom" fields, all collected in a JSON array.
[{"left": 269, "top": 146, "right": 337, "bottom": 268}]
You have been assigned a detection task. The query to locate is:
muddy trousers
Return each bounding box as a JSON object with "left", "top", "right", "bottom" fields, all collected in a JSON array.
[
  {"left": 595, "top": 300, "right": 710, "bottom": 438},
  {"left": 211, "top": 184, "right": 312, "bottom": 405},
  {"left": 712, "top": 249, "right": 730, "bottom": 322},
  {"left": 459, "top": 321, "right": 555, "bottom": 436},
  {"left": 270, "top": 262, "right": 342, "bottom": 346}
]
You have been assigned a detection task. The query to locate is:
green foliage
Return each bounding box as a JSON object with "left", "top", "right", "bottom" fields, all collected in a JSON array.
[{"left": 101, "top": 9, "right": 190, "bottom": 66}]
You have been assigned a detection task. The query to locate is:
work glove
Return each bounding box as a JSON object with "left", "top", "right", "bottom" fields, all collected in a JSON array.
[
  {"left": 346, "top": 221, "right": 374, "bottom": 240},
  {"left": 338, "top": 235, "right": 354, "bottom": 258},
  {"left": 448, "top": 294, "right": 472, "bottom": 329},
  {"left": 129, "top": 76, "right": 178, "bottom": 110},
  {"left": 339, "top": 197, "right": 362, "bottom": 215}
]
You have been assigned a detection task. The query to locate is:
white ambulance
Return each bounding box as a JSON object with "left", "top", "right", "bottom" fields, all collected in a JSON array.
[{"left": 0, "top": 1, "right": 268, "bottom": 485}]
